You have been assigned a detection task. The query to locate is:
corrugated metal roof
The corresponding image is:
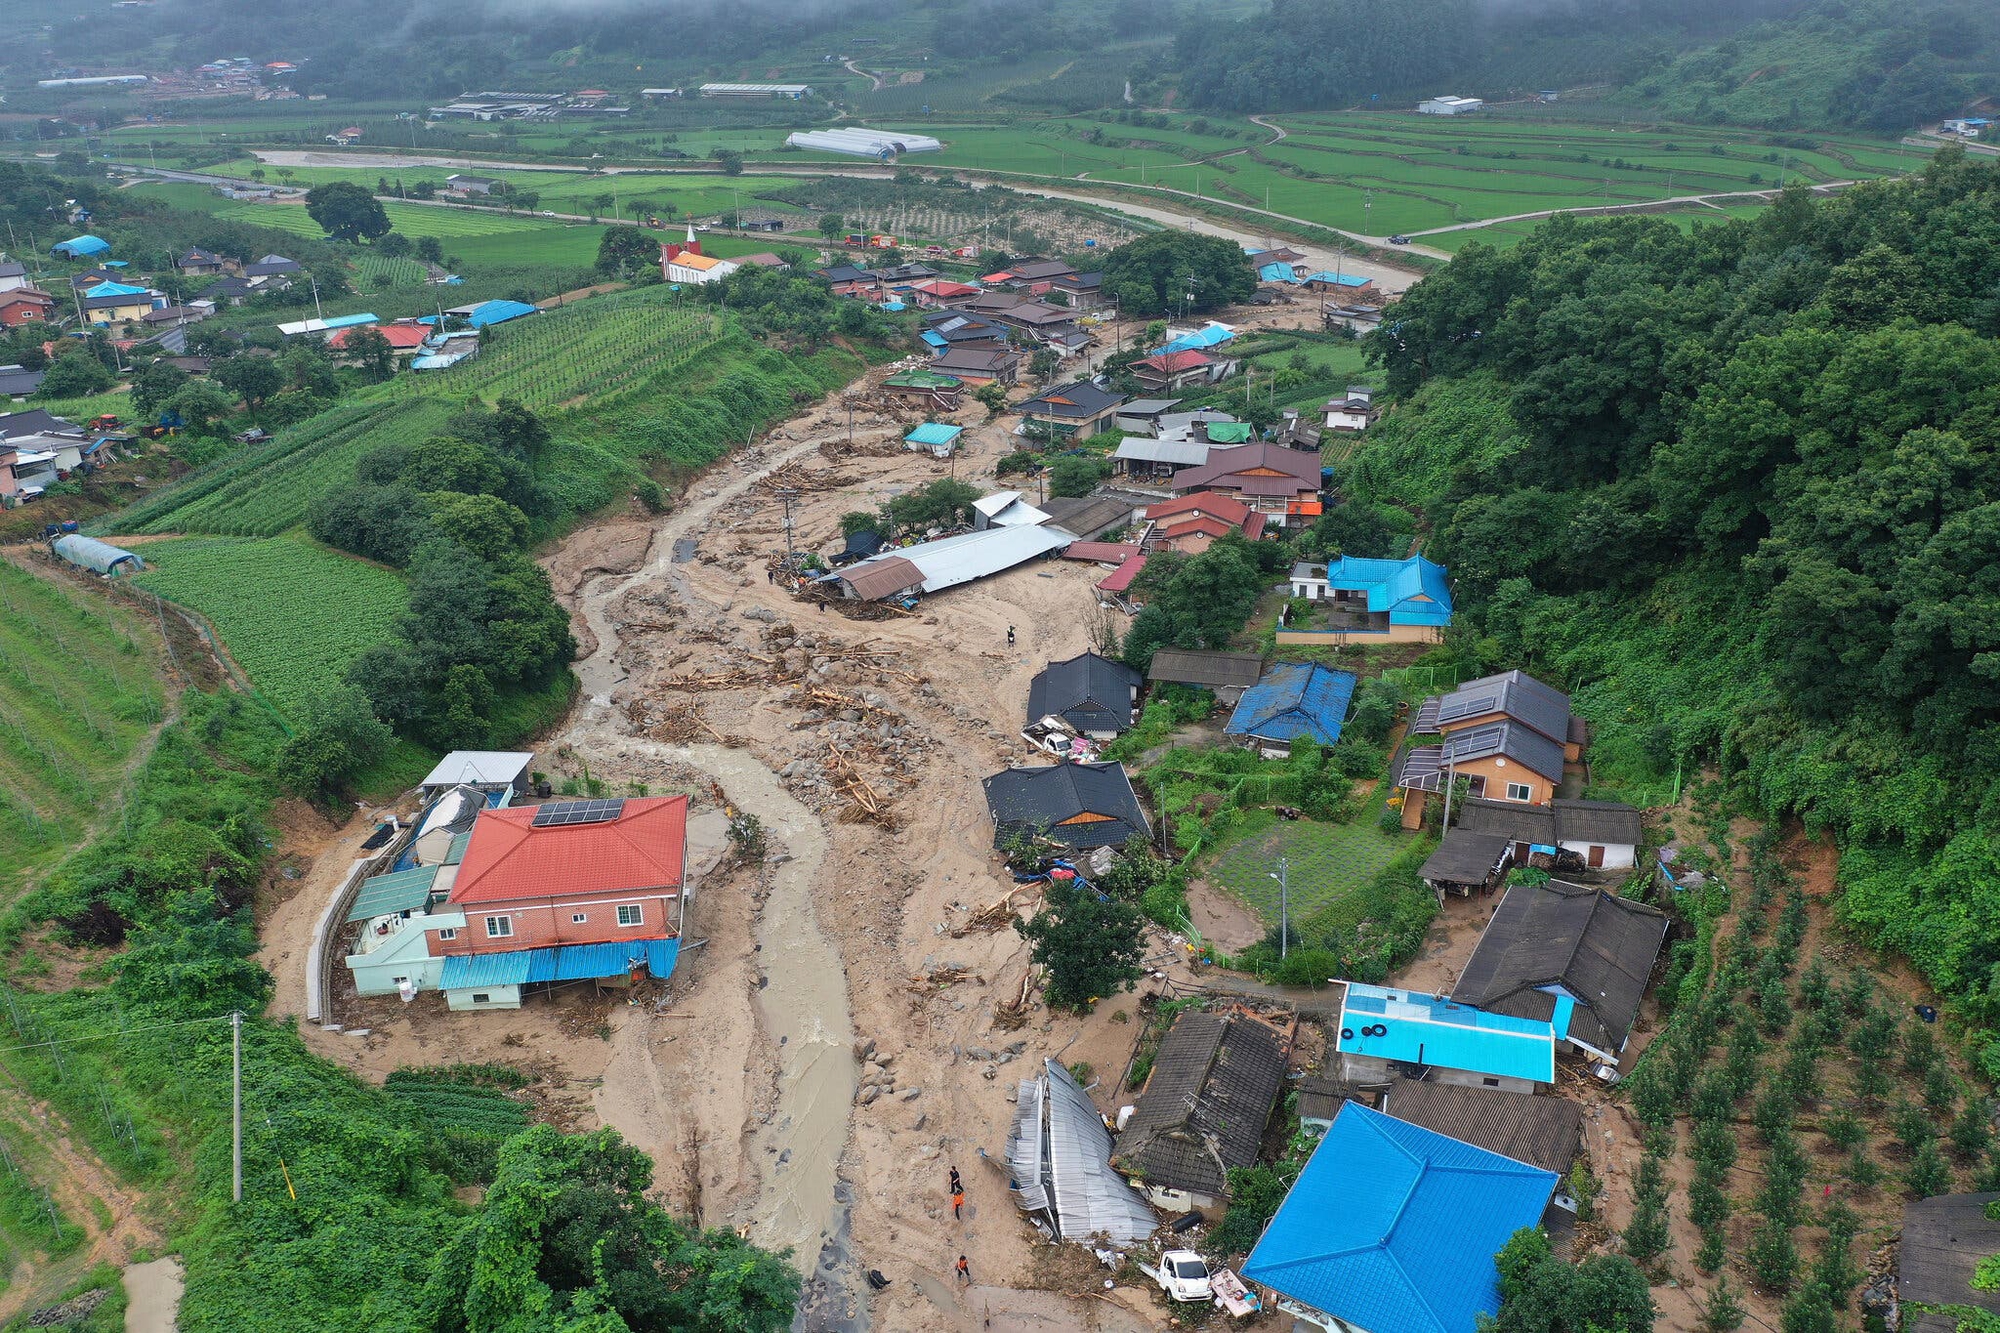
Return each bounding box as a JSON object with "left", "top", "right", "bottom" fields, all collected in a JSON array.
[
  {"left": 904, "top": 423, "right": 964, "bottom": 447},
  {"left": 438, "top": 939, "right": 682, "bottom": 990},
  {"left": 465, "top": 299, "right": 537, "bottom": 328},
  {"left": 421, "top": 751, "right": 532, "bottom": 787},
  {"left": 346, "top": 864, "right": 443, "bottom": 922},
  {"left": 1243, "top": 1102, "right": 1557, "bottom": 1333},
  {"left": 1337, "top": 981, "right": 1556, "bottom": 1083},
  {"left": 846, "top": 525, "right": 1071, "bottom": 595},
  {"left": 1322, "top": 554, "right": 1454, "bottom": 626},
  {"left": 1224, "top": 661, "right": 1357, "bottom": 744}
]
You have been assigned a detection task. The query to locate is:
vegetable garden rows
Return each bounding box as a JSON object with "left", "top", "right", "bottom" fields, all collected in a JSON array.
[{"left": 131, "top": 535, "right": 408, "bottom": 716}]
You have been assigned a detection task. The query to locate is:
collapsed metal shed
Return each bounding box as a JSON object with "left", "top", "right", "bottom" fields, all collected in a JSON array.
[{"left": 1008, "top": 1059, "right": 1157, "bottom": 1246}]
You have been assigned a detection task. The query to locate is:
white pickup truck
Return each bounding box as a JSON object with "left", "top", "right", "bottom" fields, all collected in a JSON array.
[
  {"left": 1148, "top": 1250, "right": 1214, "bottom": 1303},
  {"left": 1021, "top": 714, "right": 1104, "bottom": 762}
]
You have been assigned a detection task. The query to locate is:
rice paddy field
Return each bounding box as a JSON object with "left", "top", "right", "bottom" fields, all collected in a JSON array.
[{"left": 852, "top": 110, "right": 1929, "bottom": 237}]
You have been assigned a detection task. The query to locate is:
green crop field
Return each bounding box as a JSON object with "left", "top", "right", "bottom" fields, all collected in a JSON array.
[
  {"left": 1205, "top": 813, "right": 1409, "bottom": 928},
  {"left": 0, "top": 556, "right": 165, "bottom": 896},
  {"left": 120, "top": 400, "right": 459, "bottom": 537},
  {"left": 215, "top": 199, "right": 563, "bottom": 238},
  {"left": 380, "top": 293, "right": 722, "bottom": 411},
  {"left": 129, "top": 534, "right": 407, "bottom": 715},
  {"left": 113, "top": 289, "right": 724, "bottom": 543}
]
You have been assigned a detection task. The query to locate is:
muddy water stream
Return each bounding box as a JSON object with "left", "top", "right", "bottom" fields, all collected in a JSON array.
[{"left": 559, "top": 435, "right": 861, "bottom": 1287}]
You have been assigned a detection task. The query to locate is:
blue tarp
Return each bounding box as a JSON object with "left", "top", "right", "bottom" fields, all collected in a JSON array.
[
  {"left": 52, "top": 235, "right": 110, "bottom": 258},
  {"left": 439, "top": 938, "right": 681, "bottom": 990},
  {"left": 1158, "top": 323, "right": 1235, "bottom": 354},
  {"left": 920, "top": 330, "right": 948, "bottom": 349},
  {"left": 1304, "top": 271, "right": 1371, "bottom": 288},
  {"left": 84, "top": 280, "right": 149, "bottom": 298},
  {"left": 1258, "top": 262, "right": 1300, "bottom": 284},
  {"left": 1223, "top": 661, "right": 1357, "bottom": 745},
  {"left": 1243, "top": 1103, "right": 1556, "bottom": 1333},
  {"left": 464, "top": 299, "right": 538, "bottom": 328}
]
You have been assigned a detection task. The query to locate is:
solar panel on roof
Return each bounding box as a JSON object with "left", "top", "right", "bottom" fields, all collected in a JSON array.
[
  {"left": 1436, "top": 689, "right": 1502, "bottom": 723},
  {"left": 529, "top": 798, "right": 626, "bottom": 828}
]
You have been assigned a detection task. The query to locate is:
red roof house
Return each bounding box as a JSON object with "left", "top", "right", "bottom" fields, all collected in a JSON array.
[
  {"left": 441, "top": 796, "right": 688, "bottom": 953},
  {"left": 328, "top": 321, "right": 430, "bottom": 353},
  {"left": 1133, "top": 349, "right": 1224, "bottom": 392},
  {"left": 0, "top": 289, "right": 55, "bottom": 329},
  {"left": 1097, "top": 552, "right": 1149, "bottom": 596},
  {"left": 1139, "top": 493, "right": 1268, "bottom": 551},
  {"left": 1170, "top": 443, "right": 1321, "bottom": 527}
]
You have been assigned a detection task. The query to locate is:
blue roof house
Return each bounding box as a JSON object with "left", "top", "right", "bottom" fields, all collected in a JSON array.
[
  {"left": 52, "top": 235, "right": 111, "bottom": 259},
  {"left": 1288, "top": 555, "right": 1453, "bottom": 643},
  {"left": 904, "top": 422, "right": 964, "bottom": 458},
  {"left": 1224, "top": 661, "right": 1357, "bottom": 757},
  {"left": 1335, "top": 981, "right": 1559, "bottom": 1094},
  {"left": 1243, "top": 1102, "right": 1558, "bottom": 1333}
]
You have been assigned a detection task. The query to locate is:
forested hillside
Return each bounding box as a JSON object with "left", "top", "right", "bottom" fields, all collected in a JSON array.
[
  {"left": 1351, "top": 146, "right": 2000, "bottom": 1069},
  {"left": 1618, "top": 0, "right": 1993, "bottom": 129}
]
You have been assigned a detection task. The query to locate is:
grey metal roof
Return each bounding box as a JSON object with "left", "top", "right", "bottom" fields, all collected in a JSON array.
[
  {"left": 1148, "top": 648, "right": 1263, "bottom": 689},
  {"left": 1415, "top": 670, "right": 1573, "bottom": 745},
  {"left": 1117, "top": 398, "right": 1182, "bottom": 417},
  {"left": 981, "top": 762, "right": 1149, "bottom": 849},
  {"left": 845, "top": 524, "right": 1071, "bottom": 595},
  {"left": 1027, "top": 652, "right": 1140, "bottom": 733},
  {"left": 420, "top": 751, "right": 531, "bottom": 788},
  {"left": 1114, "top": 1011, "right": 1289, "bottom": 1199},
  {"left": 346, "top": 864, "right": 442, "bottom": 922},
  {"left": 1452, "top": 879, "right": 1670, "bottom": 1053},
  {"left": 1114, "top": 437, "right": 1211, "bottom": 467},
  {"left": 1419, "top": 829, "right": 1513, "bottom": 885},
  {"left": 1901, "top": 1193, "right": 2000, "bottom": 1323},
  {"left": 1378, "top": 1080, "right": 1583, "bottom": 1175}
]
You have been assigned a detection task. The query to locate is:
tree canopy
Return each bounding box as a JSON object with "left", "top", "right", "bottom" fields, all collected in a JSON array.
[
  {"left": 1101, "top": 231, "right": 1257, "bottom": 317},
  {"left": 305, "top": 181, "right": 391, "bottom": 242},
  {"left": 1354, "top": 147, "right": 2000, "bottom": 1071}
]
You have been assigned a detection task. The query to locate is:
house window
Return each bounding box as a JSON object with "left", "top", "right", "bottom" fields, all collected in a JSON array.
[
  {"left": 1483, "top": 1077, "right": 1501, "bottom": 1087},
  {"left": 1505, "top": 783, "right": 1533, "bottom": 802},
  {"left": 485, "top": 916, "right": 513, "bottom": 938},
  {"left": 572, "top": 913, "right": 588, "bottom": 924},
  {"left": 616, "top": 904, "right": 644, "bottom": 927},
  {"left": 437, "top": 928, "right": 457, "bottom": 941},
  {"left": 472, "top": 993, "right": 490, "bottom": 1004}
]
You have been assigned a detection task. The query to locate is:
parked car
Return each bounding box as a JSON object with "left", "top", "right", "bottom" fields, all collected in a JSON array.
[
  {"left": 1388, "top": 235, "right": 1410, "bottom": 245},
  {"left": 1147, "top": 1251, "right": 1213, "bottom": 1303}
]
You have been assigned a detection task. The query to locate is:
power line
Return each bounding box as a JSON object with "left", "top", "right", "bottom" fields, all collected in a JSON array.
[{"left": 0, "top": 1012, "right": 233, "bottom": 1058}]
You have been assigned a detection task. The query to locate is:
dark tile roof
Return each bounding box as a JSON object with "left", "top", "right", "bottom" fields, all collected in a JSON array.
[
  {"left": 1378, "top": 1080, "right": 1583, "bottom": 1175},
  {"left": 1040, "top": 493, "right": 1138, "bottom": 539},
  {"left": 1901, "top": 1193, "right": 2000, "bottom": 1324},
  {"left": 819, "top": 264, "right": 873, "bottom": 284},
  {"left": 1452, "top": 880, "right": 1670, "bottom": 1053},
  {"left": 1148, "top": 648, "right": 1263, "bottom": 689},
  {"left": 1294, "top": 1071, "right": 1355, "bottom": 1125},
  {"left": 0, "top": 409, "right": 77, "bottom": 439},
  {"left": 981, "top": 762, "right": 1149, "bottom": 850},
  {"left": 1415, "top": 670, "right": 1574, "bottom": 746},
  {"left": 1113, "top": 1011, "right": 1289, "bottom": 1198},
  {"left": 0, "top": 367, "right": 45, "bottom": 397},
  {"left": 1027, "top": 651, "right": 1140, "bottom": 733},
  {"left": 1453, "top": 798, "right": 1642, "bottom": 848},
  {"left": 1419, "top": 829, "right": 1513, "bottom": 885},
  {"left": 1021, "top": 380, "right": 1124, "bottom": 419},
  {"left": 243, "top": 255, "right": 301, "bottom": 276},
  {"left": 1009, "top": 258, "right": 1077, "bottom": 281}
]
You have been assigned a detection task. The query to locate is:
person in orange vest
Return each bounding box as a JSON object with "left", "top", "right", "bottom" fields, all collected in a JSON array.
[{"left": 956, "top": 1254, "right": 971, "bottom": 1285}]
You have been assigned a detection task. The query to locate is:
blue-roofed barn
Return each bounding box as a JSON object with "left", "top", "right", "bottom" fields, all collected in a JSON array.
[
  {"left": 1334, "top": 980, "right": 1557, "bottom": 1094},
  {"left": 1223, "top": 660, "right": 1357, "bottom": 757},
  {"left": 1288, "top": 554, "right": 1453, "bottom": 644},
  {"left": 1243, "top": 1101, "right": 1558, "bottom": 1333}
]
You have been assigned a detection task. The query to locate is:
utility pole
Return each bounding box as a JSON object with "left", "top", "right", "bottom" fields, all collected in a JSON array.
[
  {"left": 775, "top": 487, "right": 800, "bottom": 568},
  {"left": 231, "top": 1010, "right": 243, "bottom": 1203},
  {"left": 1269, "top": 860, "right": 1290, "bottom": 960},
  {"left": 1439, "top": 750, "right": 1460, "bottom": 831}
]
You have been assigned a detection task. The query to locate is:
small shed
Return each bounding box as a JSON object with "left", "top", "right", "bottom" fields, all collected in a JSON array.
[
  {"left": 1419, "top": 828, "right": 1514, "bottom": 898},
  {"left": 903, "top": 422, "right": 964, "bottom": 458},
  {"left": 881, "top": 369, "right": 964, "bottom": 412},
  {"left": 52, "top": 235, "right": 111, "bottom": 259},
  {"left": 52, "top": 534, "right": 145, "bottom": 577}
]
